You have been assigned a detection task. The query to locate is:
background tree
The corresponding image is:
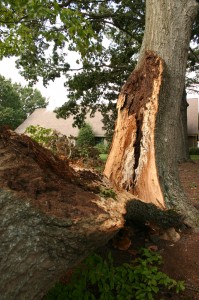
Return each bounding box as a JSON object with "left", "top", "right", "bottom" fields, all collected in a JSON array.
[
  {"left": 0, "top": 75, "right": 48, "bottom": 129},
  {"left": 13, "top": 83, "right": 48, "bottom": 116},
  {"left": 0, "top": 75, "right": 25, "bottom": 128}
]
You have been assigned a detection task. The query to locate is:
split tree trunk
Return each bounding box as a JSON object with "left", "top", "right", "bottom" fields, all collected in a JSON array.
[{"left": 104, "top": 0, "right": 199, "bottom": 226}]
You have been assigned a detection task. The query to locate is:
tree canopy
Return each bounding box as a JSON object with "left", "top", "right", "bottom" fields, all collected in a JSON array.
[
  {"left": 0, "top": 75, "right": 48, "bottom": 129},
  {"left": 0, "top": 0, "right": 198, "bottom": 128},
  {"left": 0, "top": 0, "right": 144, "bottom": 126}
]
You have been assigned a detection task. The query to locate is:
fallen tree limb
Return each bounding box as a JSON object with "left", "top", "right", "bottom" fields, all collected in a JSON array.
[{"left": 0, "top": 129, "right": 126, "bottom": 299}]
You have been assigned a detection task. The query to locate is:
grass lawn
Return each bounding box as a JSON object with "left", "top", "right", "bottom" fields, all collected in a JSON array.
[{"left": 190, "top": 155, "right": 199, "bottom": 161}]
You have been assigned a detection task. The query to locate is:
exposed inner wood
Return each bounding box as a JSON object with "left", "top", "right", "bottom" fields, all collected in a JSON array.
[{"left": 104, "top": 51, "right": 165, "bottom": 208}]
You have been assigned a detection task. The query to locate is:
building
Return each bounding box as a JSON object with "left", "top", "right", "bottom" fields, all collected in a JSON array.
[
  {"left": 187, "top": 98, "right": 199, "bottom": 148},
  {"left": 15, "top": 108, "right": 106, "bottom": 144},
  {"left": 16, "top": 98, "right": 199, "bottom": 148}
]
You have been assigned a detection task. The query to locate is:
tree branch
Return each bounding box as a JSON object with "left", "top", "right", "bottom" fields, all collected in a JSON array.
[{"left": 68, "top": 63, "right": 131, "bottom": 72}]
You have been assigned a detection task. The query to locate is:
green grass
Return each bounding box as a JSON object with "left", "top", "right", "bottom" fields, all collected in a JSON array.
[
  {"left": 190, "top": 155, "right": 199, "bottom": 161},
  {"left": 99, "top": 153, "right": 108, "bottom": 161}
]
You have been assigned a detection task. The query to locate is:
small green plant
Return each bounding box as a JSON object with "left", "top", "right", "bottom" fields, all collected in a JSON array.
[
  {"left": 45, "top": 249, "right": 184, "bottom": 300},
  {"left": 25, "top": 125, "right": 56, "bottom": 147},
  {"left": 95, "top": 142, "right": 109, "bottom": 155},
  {"left": 99, "top": 187, "right": 116, "bottom": 199},
  {"left": 25, "top": 125, "right": 76, "bottom": 158}
]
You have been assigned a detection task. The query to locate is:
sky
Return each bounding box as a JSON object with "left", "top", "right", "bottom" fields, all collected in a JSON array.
[
  {"left": 0, "top": 56, "right": 198, "bottom": 111},
  {"left": 0, "top": 56, "right": 78, "bottom": 110}
]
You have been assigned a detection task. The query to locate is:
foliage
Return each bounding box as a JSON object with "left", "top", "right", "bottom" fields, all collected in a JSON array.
[
  {"left": 25, "top": 125, "right": 56, "bottom": 147},
  {"left": 25, "top": 125, "right": 107, "bottom": 169},
  {"left": 13, "top": 83, "right": 48, "bottom": 115},
  {"left": 25, "top": 125, "right": 75, "bottom": 158},
  {"left": 95, "top": 142, "right": 109, "bottom": 155},
  {"left": 0, "top": 75, "right": 47, "bottom": 129},
  {"left": 0, "top": 106, "right": 25, "bottom": 130},
  {"left": 0, "top": 75, "right": 24, "bottom": 128},
  {"left": 99, "top": 153, "right": 108, "bottom": 162},
  {"left": 0, "top": 0, "right": 101, "bottom": 84},
  {"left": 77, "top": 123, "right": 95, "bottom": 148},
  {"left": 189, "top": 147, "right": 199, "bottom": 155},
  {"left": 0, "top": 1, "right": 198, "bottom": 131},
  {"left": 45, "top": 249, "right": 184, "bottom": 300}
]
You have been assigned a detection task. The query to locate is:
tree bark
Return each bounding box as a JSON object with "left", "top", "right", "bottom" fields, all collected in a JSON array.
[
  {"left": 0, "top": 129, "right": 126, "bottom": 300},
  {"left": 0, "top": 190, "right": 126, "bottom": 300},
  {"left": 104, "top": 0, "right": 199, "bottom": 226}
]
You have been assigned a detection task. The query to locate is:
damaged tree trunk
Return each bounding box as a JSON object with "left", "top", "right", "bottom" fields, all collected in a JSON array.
[
  {"left": 0, "top": 129, "right": 126, "bottom": 300},
  {"left": 104, "top": 0, "right": 199, "bottom": 227}
]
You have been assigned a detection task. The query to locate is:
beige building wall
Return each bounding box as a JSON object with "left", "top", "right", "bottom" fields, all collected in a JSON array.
[
  {"left": 187, "top": 98, "right": 199, "bottom": 148},
  {"left": 187, "top": 98, "right": 198, "bottom": 134}
]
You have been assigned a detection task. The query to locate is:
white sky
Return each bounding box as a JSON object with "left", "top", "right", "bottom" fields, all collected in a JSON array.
[
  {"left": 0, "top": 56, "right": 198, "bottom": 111},
  {"left": 0, "top": 55, "right": 79, "bottom": 110}
]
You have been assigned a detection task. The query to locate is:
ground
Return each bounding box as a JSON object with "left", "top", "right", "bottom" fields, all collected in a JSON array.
[
  {"left": 97, "top": 161, "right": 199, "bottom": 299},
  {"left": 159, "top": 160, "right": 199, "bottom": 299}
]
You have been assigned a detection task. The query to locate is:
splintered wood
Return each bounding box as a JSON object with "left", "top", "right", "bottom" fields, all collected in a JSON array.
[{"left": 104, "top": 51, "right": 165, "bottom": 208}]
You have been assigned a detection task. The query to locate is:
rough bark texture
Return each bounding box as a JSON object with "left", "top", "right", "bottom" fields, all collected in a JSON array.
[
  {"left": 104, "top": 0, "right": 199, "bottom": 226},
  {"left": 0, "top": 129, "right": 126, "bottom": 300}
]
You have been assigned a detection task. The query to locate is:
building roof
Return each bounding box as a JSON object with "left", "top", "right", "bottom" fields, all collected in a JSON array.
[
  {"left": 15, "top": 98, "right": 199, "bottom": 138},
  {"left": 187, "top": 98, "right": 199, "bottom": 135},
  {"left": 15, "top": 108, "right": 106, "bottom": 137}
]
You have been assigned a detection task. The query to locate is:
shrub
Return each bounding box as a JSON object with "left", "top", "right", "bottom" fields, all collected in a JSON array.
[
  {"left": 95, "top": 142, "right": 109, "bottom": 154},
  {"left": 76, "top": 123, "right": 95, "bottom": 148},
  {"left": 45, "top": 249, "right": 184, "bottom": 300}
]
